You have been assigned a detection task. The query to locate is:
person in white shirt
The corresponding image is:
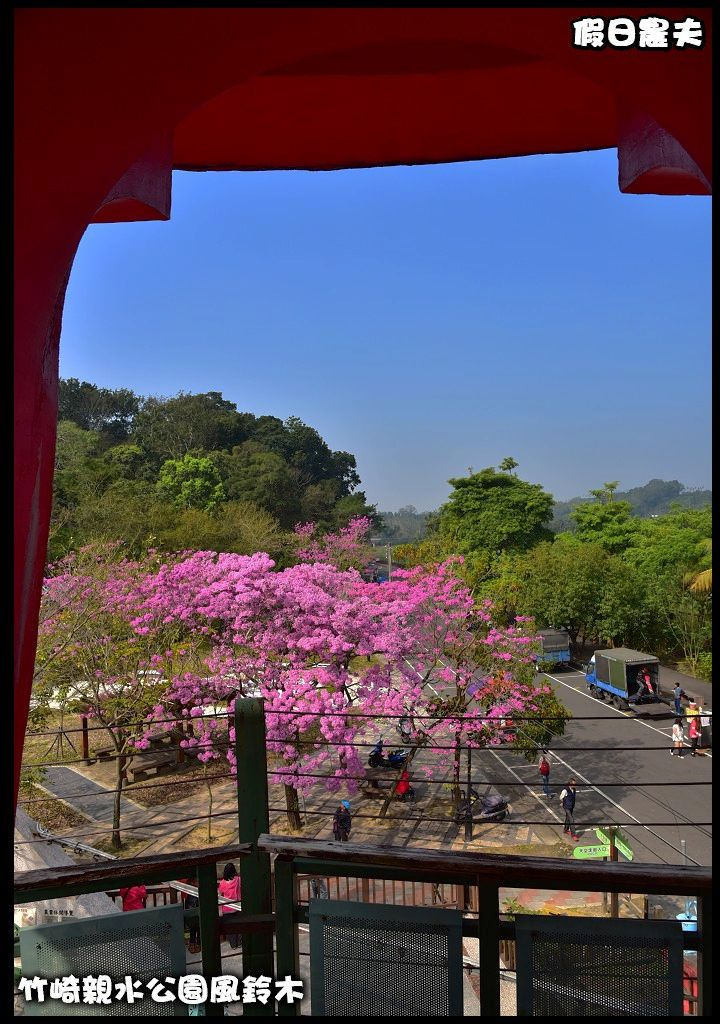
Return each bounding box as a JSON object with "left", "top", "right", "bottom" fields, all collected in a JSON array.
[{"left": 671, "top": 718, "right": 685, "bottom": 757}]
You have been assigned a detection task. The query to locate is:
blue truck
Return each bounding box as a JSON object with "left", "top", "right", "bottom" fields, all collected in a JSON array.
[
  {"left": 535, "top": 628, "right": 572, "bottom": 671},
  {"left": 585, "top": 648, "right": 661, "bottom": 711}
]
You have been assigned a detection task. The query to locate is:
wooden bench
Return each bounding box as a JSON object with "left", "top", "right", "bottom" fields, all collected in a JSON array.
[
  {"left": 93, "top": 747, "right": 114, "bottom": 762},
  {"left": 359, "top": 766, "right": 393, "bottom": 797},
  {"left": 146, "top": 731, "right": 173, "bottom": 749},
  {"left": 126, "top": 753, "right": 176, "bottom": 783}
]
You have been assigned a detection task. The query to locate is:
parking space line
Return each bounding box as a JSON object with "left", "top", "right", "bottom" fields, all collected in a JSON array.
[{"left": 486, "top": 749, "right": 563, "bottom": 824}]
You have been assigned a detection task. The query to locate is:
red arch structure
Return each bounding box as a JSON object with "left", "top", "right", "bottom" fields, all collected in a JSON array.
[{"left": 14, "top": 8, "right": 711, "bottom": 808}]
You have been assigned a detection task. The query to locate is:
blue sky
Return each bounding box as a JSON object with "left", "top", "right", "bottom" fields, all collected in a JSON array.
[{"left": 60, "top": 149, "right": 711, "bottom": 511}]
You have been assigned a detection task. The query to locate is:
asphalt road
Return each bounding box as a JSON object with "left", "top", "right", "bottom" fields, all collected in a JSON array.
[{"left": 485, "top": 668, "right": 712, "bottom": 867}]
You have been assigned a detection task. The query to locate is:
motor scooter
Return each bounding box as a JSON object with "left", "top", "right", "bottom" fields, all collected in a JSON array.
[
  {"left": 368, "top": 739, "right": 408, "bottom": 769},
  {"left": 454, "top": 789, "right": 510, "bottom": 825}
]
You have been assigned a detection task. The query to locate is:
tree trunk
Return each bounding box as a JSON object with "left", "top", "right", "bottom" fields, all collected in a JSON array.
[
  {"left": 379, "top": 745, "right": 419, "bottom": 819},
  {"left": 112, "top": 751, "right": 126, "bottom": 850},
  {"left": 206, "top": 768, "right": 214, "bottom": 843},
  {"left": 451, "top": 732, "right": 462, "bottom": 808},
  {"left": 284, "top": 784, "right": 302, "bottom": 830}
]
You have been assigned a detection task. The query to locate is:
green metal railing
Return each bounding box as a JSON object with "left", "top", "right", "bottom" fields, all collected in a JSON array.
[
  {"left": 258, "top": 834, "right": 712, "bottom": 1017},
  {"left": 14, "top": 698, "right": 713, "bottom": 1016}
]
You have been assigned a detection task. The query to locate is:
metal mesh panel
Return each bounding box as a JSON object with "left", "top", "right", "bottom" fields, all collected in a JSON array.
[
  {"left": 19, "top": 905, "right": 188, "bottom": 1016},
  {"left": 515, "top": 915, "right": 684, "bottom": 1016},
  {"left": 309, "top": 899, "right": 463, "bottom": 1016}
]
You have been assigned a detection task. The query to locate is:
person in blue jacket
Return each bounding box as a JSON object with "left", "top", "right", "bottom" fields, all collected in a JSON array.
[
  {"left": 332, "top": 800, "right": 352, "bottom": 842},
  {"left": 560, "top": 780, "right": 579, "bottom": 841}
]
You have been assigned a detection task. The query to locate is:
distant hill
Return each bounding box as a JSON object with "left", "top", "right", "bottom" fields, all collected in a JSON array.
[
  {"left": 551, "top": 479, "right": 712, "bottom": 532},
  {"left": 375, "top": 506, "right": 431, "bottom": 545}
]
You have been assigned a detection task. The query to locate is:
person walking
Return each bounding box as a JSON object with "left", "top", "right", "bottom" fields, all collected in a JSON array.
[
  {"left": 685, "top": 699, "right": 700, "bottom": 736},
  {"left": 332, "top": 800, "right": 352, "bottom": 842},
  {"left": 673, "top": 684, "right": 685, "bottom": 717},
  {"left": 119, "top": 884, "right": 147, "bottom": 912},
  {"left": 538, "top": 751, "right": 552, "bottom": 798},
  {"left": 688, "top": 714, "right": 701, "bottom": 756},
  {"left": 671, "top": 717, "right": 685, "bottom": 757},
  {"left": 218, "top": 863, "right": 241, "bottom": 949},
  {"left": 560, "top": 780, "right": 579, "bottom": 840},
  {"left": 309, "top": 877, "right": 329, "bottom": 900}
]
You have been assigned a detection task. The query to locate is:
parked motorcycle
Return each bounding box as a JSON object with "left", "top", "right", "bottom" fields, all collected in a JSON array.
[
  {"left": 454, "top": 790, "right": 510, "bottom": 825},
  {"left": 368, "top": 739, "right": 409, "bottom": 769}
]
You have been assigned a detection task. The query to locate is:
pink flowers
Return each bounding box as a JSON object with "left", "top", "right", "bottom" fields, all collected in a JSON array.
[{"left": 40, "top": 540, "right": 546, "bottom": 803}]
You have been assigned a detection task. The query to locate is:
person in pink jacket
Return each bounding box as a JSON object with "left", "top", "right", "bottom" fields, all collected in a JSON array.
[
  {"left": 218, "top": 862, "right": 241, "bottom": 948},
  {"left": 119, "top": 885, "right": 146, "bottom": 911}
]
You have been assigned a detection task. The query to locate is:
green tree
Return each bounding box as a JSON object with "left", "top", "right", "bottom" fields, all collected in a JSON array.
[
  {"left": 498, "top": 456, "right": 519, "bottom": 475},
  {"left": 570, "top": 498, "right": 638, "bottom": 554},
  {"left": 218, "top": 446, "right": 302, "bottom": 527},
  {"left": 132, "top": 392, "right": 252, "bottom": 464},
  {"left": 623, "top": 506, "right": 712, "bottom": 579},
  {"left": 50, "top": 421, "right": 119, "bottom": 558},
  {"left": 58, "top": 378, "right": 140, "bottom": 444},
  {"left": 589, "top": 481, "right": 620, "bottom": 503},
  {"left": 33, "top": 543, "right": 201, "bottom": 848},
  {"left": 502, "top": 539, "right": 647, "bottom": 652},
  {"left": 394, "top": 536, "right": 451, "bottom": 570},
  {"left": 647, "top": 574, "right": 712, "bottom": 675},
  {"left": 54, "top": 419, "right": 100, "bottom": 472},
  {"left": 285, "top": 417, "right": 353, "bottom": 488},
  {"left": 156, "top": 453, "right": 226, "bottom": 511},
  {"left": 101, "top": 443, "right": 148, "bottom": 479},
  {"left": 437, "top": 467, "right": 554, "bottom": 556},
  {"left": 160, "top": 501, "right": 289, "bottom": 560},
  {"left": 330, "top": 493, "right": 380, "bottom": 531}
]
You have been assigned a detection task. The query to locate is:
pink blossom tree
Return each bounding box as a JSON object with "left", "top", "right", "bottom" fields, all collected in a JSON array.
[
  {"left": 293, "top": 515, "right": 374, "bottom": 570},
  {"left": 124, "top": 551, "right": 568, "bottom": 826},
  {"left": 35, "top": 538, "right": 570, "bottom": 837},
  {"left": 33, "top": 542, "right": 204, "bottom": 848}
]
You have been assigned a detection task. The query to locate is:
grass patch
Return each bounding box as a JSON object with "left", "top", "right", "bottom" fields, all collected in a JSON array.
[
  {"left": 91, "top": 834, "right": 154, "bottom": 858},
  {"left": 126, "top": 760, "right": 228, "bottom": 808},
  {"left": 18, "top": 782, "right": 88, "bottom": 832},
  {"left": 21, "top": 712, "right": 86, "bottom": 778}
]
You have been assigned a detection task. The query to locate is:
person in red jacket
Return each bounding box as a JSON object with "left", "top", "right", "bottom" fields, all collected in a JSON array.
[
  {"left": 218, "top": 863, "right": 241, "bottom": 949},
  {"left": 538, "top": 751, "right": 552, "bottom": 798},
  {"left": 395, "top": 770, "right": 415, "bottom": 802},
  {"left": 119, "top": 885, "right": 146, "bottom": 911}
]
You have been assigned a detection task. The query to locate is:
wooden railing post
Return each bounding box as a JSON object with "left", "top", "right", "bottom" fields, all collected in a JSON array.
[
  {"left": 274, "top": 855, "right": 300, "bottom": 1017},
  {"left": 81, "top": 715, "right": 89, "bottom": 764},
  {"left": 198, "top": 862, "right": 223, "bottom": 1017},
  {"left": 235, "top": 699, "right": 274, "bottom": 1016}
]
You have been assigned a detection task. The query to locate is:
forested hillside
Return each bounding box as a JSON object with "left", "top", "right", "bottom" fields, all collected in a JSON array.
[
  {"left": 551, "top": 479, "right": 711, "bottom": 531},
  {"left": 51, "top": 378, "right": 377, "bottom": 562}
]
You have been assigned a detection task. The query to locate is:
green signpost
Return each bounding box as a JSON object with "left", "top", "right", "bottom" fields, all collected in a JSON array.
[
  {"left": 595, "top": 827, "right": 634, "bottom": 861},
  {"left": 573, "top": 843, "right": 610, "bottom": 860}
]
